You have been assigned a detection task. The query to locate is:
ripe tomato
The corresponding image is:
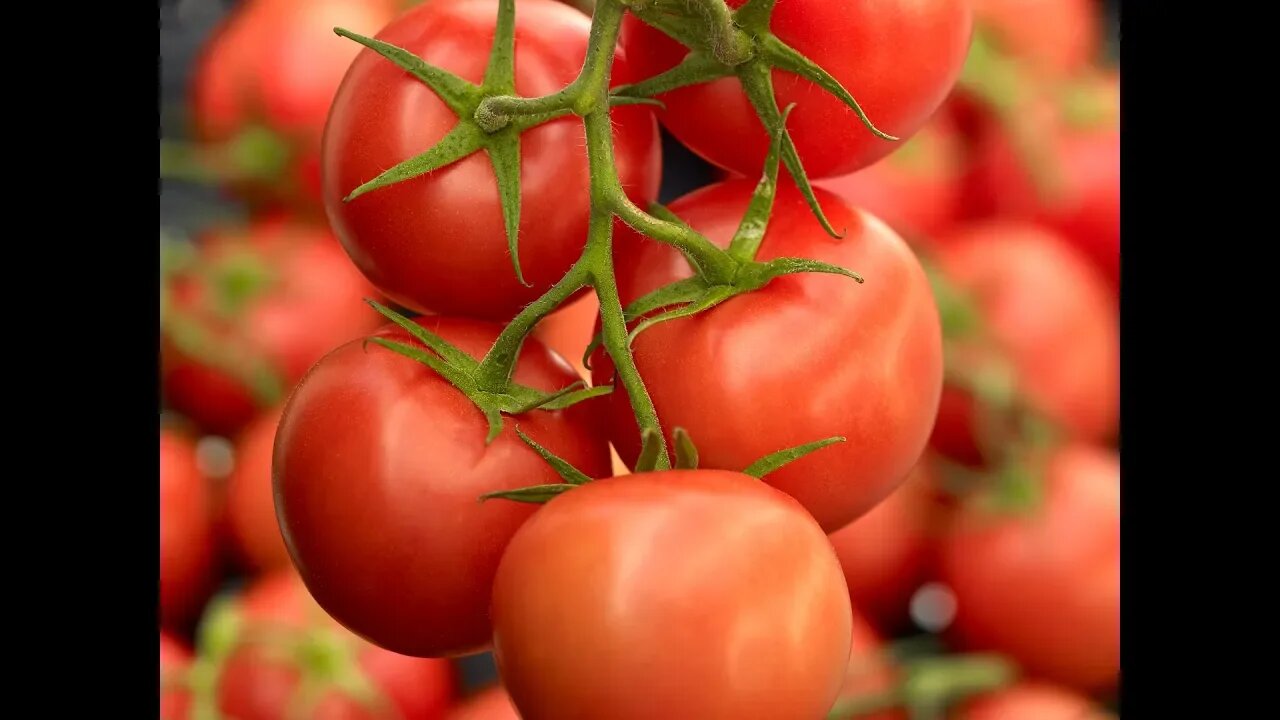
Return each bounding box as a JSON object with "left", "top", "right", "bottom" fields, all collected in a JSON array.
[
  {"left": 160, "top": 430, "right": 217, "bottom": 631},
  {"left": 592, "top": 181, "right": 942, "bottom": 532},
  {"left": 971, "top": 0, "right": 1099, "bottom": 76},
  {"left": 275, "top": 316, "right": 611, "bottom": 657},
  {"left": 324, "top": 0, "right": 661, "bottom": 321},
  {"left": 957, "top": 682, "right": 1113, "bottom": 719},
  {"left": 446, "top": 687, "right": 520, "bottom": 720},
  {"left": 929, "top": 222, "right": 1117, "bottom": 464},
  {"left": 817, "top": 113, "right": 964, "bottom": 242},
  {"left": 491, "top": 470, "right": 852, "bottom": 720},
  {"left": 960, "top": 70, "right": 1119, "bottom": 290},
  {"left": 620, "top": 0, "right": 972, "bottom": 179},
  {"left": 160, "top": 631, "right": 193, "bottom": 720},
  {"left": 939, "top": 445, "right": 1119, "bottom": 693},
  {"left": 533, "top": 292, "right": 599, "bottom": 380},
  {"left": 190, "top": 0, "right": 400, "bottom": 210},
  {"left": 161, "top": 215, "right": 380, "bottom": 435},
  {"left": 224, "top": 407, "right": 291, "bottom": 575},
  {"left": 216, "top": 571, "right": 456, "bottom": 719},
  {"left": 829, "top": 458, "right": 940, "bottom": 632},
  {"left": 835, "top": 611, "right": 901, "bottom": 720}
]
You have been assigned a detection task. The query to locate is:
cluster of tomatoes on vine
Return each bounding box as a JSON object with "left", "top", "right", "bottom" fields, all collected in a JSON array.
[{"left": 160, "top": 0, "right": 1118, "bottom": 718}]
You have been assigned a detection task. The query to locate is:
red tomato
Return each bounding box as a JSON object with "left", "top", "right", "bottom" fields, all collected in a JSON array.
[
  {"left": 829, "top": 458, "right": 940, "bottom": 632},
  {"left": 160, "top": 632, "right": 193, "bottom": 720},
  {"left": 835, "top": 611, "right": 902, "bottom": 720},
  {"left": 930, "top": 222, "right": 1117, "bottom": 464},
  {"left": 190, "top": 0, "right": 400, "bottom": 210},
  {"left": 817, "top": 113, "right": 964, "bottom": 242},
  {"left": 217, "top": 571, "right": 456, "bottom": 719},
  {"left": 225, "top": 408, "right": 291, "bottom": 575},
  {"left": 491, "top": 470, "right": 852, "bottom": 720},
  {"left": 958, "top": 682, "right": 1113, "bottom": 719},
  {"left": 275, "top": 316, "right": 611, "bottom": 657},
  {"left": 161, "top": 215, "right": 380, "bottom": 435},
  {"left": 533, "top": 292, "right": 599, "bottom": 380},
  {"left": 160, "top": 430, "right": 217, "bottom": 631},
  {"left": 323, "top": 0, "right": 661, "bottom": 321},
  {"left": 620, "top": 0, "right": 972, "bottom": 179},
  {"left": 446, "top": 687, "right": 521, "bottom": 720},
  {"left": 971, "top": 0, "right": 1099, "bottom": 76},
  {"left": 961, "top": 71, "right": 1119, "bottom": 290},
  {"left": 592, "top": 181, "right": 942, "bottom": 532},
  {"left": 939, "top": 445, "right": 1119, "bottom": 693}
]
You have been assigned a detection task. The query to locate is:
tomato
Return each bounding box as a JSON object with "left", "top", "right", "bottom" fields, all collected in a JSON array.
[
  {"left": 323, "top": 0, "right": 661, "bottom": 321},
  {"left": 161, "top": 215, "right": 380, "bottom": 435},
  {"left": 160, "top": 632, "right": 193, "bottom": 720},
  {"left": 970, "top": 0, "right": 1099, "bottom": 76},
  {"left": 817, "top": 113, "right": 964, "bottom": 242},
  {"left": 592, "top": 181, "right": 942, "bottom": 532},
  {"left": 835, "top": 611, "right": 901, "bottom": 720},
  {"left": 939, "top": 445, "right": 1119, "bottom": 693},
  {"left": 620, "top": 0, "right": 972, "bottom": 179},
  {"left": 960, "top": 70, "right": 1119, "bottom": 290},
  {"left": 216, "top": 571, "right": 456, "bottom": 719},
  {"left": 224, "top": 407, "right": 291, "bottom": 575},
  {"left": 828, "top": 458, "right": 940, "bottom": 632},
  {"left": 491, "top": 470, "right": 852, "bottom": 720},
  {"left": 446, "top": 687, "right": 521, "bottom": 720},
  {"left": 957, "top": 682, "right": 1113, "bottom": 719},
  {"left": 929, "top": 222, "right": 1117, "bottom": 464},
  {"left": 190, "top": 0, "right": 400, "bottom": 211},
  {"left": 275, "top": 316, "right": 611, "bottom": 657},
  {"left": 160, "top": 430, "right": 217, "bottom": 631},
  {"left": 533, "top": 292, "right": 599, "bottom": 380}
]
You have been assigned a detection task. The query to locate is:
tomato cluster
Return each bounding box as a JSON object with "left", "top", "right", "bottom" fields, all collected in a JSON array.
[{"left": 160, "top": 0, "right": 1119, "bottom": 717}]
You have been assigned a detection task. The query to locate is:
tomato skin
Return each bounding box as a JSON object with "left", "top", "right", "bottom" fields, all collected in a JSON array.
[
  {"left": 492, "top": 470, "right": 852, "bottom": 720},
  {"left": 828, "top": 458, "right": 939, "bottom": 632},
  {"left": 160, "top": 431, "right": 217, "bottom": 631},
  {"left": 957, "top": 682, "right": 1112, "bottom": 719},
  {"left": 323, "top": 0, "right": 661, "bottom": 321},
  {"left": 532, "top": 292, "right": 599, "bottom": 380},
  {"left": 939, "top": 445, "right": 1120, "bottom": 693},
  {"left": 162, "top": 215, "right": 381, "bottom": 436},
  {"left": 446, "top": 687, "right": 521, "bottom": 720},
  {"left": 592, "top": 181, "right": 943, "bottom": 532},
  {"left": 274, "top": 316, "right": 611, "bottom": 657},
  {"left": 817, "top": 114, "right": 964, "bottom": 242},
  {"left": 930, "top": 222, "right": 1117, "bottom": 462},
  {"left": 190, "top": 0, "right": 400, "bottom": 210},
  {"left": 160, "top": 632, "right": 194, "bottom": 720},
  {"left": 217, "top": 571, "right": 456, "bottom": 720},
  {"left": 971, "top": 0, "right": 1099, "bottom": 76},
  {"left": 225, "top": 408, "right": 292, "bottom": 575},
  {"left": 620, "top": 0, "right": 973, "bottom": 179}
]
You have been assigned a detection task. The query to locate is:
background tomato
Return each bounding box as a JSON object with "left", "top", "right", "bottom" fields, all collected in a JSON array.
[
  {"left": 929, "top": 221, "right": 1117, "bottom": 464},
  {"left": 492, "top": 470, "right": 852, "bottom": 720},
  {"left": 275, "top": 316, "right": 611, "bottom": 657},
  {"left": 189, "top": 0, "right": 401, "bottom": 210},
  {"left": 594, "top": 181, "right": 942, "bottom": 532},
  {"left": 160, "top": 631, "right": 194, "bottom": 720},
  {"left": 970, "top": 0, "right": 1099, "bottom": 76},
  {"left": 224, "top": 407, "right": 291, "bottom": 575},
  {"left": 957, "top": 681, "right": 1113, "bottom": 719},
  {"left": 620, "top": 0, "right": 973, "bottom": 178},
  {"left": 161, "top": 215, "right": 381, "bottom": 435},
  {"left": 446, "top": 687, "right": 521, "bottom": 720},
  {"left": 160, "top": 430, "right": 217, "bottom": 632},
  {"left": 215, "top": 570, "right": 456, "bottom": 719},
  {"left": 939, "top": 444, "right": 1120, "bottom": 693},
  {"left": 323, "top": 0, "right": 661, "bottom": 321}
]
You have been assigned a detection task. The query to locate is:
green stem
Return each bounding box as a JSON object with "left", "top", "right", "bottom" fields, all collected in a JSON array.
[{"left": 475, "top": 263, "right": 591, "bottom": 391}]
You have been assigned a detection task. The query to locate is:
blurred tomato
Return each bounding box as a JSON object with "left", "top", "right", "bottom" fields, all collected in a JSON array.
[
  {"left": 533, "top": 293, "right": 598, "bottom": 380},
  {"left": 930, "top": 222, "right": 1117, "bottom": 464},
  {"left": 829, "top": 458, "right": 939, "bottom": 632},
  {"left": 961, "top": 70, "right": 1119, "bottom": 291},
  {"left": 216, "top": 571, "right": 456, "bottom": 719},
  {"left": 834, "top": 611, "right": 901, "bottom": 720},
  {"left": 160, "top": 631, "right": 194, "bottom": 720},
  {"left": 970, "top": 0, "right": 1099, "bottom": 76},
  {"left": 446, "top": 687, "right": 521, "bottom": 720},
  {"left": 189, "top": 0, "right": 401, "bottom": 211},
  {"left": 939, "top": 445, "right": 1119, "bottom": 693},
  {"left": 958, "top": 681, "right": 1113, "bottom": 719},
  {"left": 817, "top": 114, "right": 964, "bottom": 242},
  {"left": 160, "top": 430, "right": 217, "bottom": 631},
  {"left": 225, "top": 408, "right": 291, "bottom": 575},
  {"left": 161, "top": 215, "right": 380, "bottom": 436}
]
